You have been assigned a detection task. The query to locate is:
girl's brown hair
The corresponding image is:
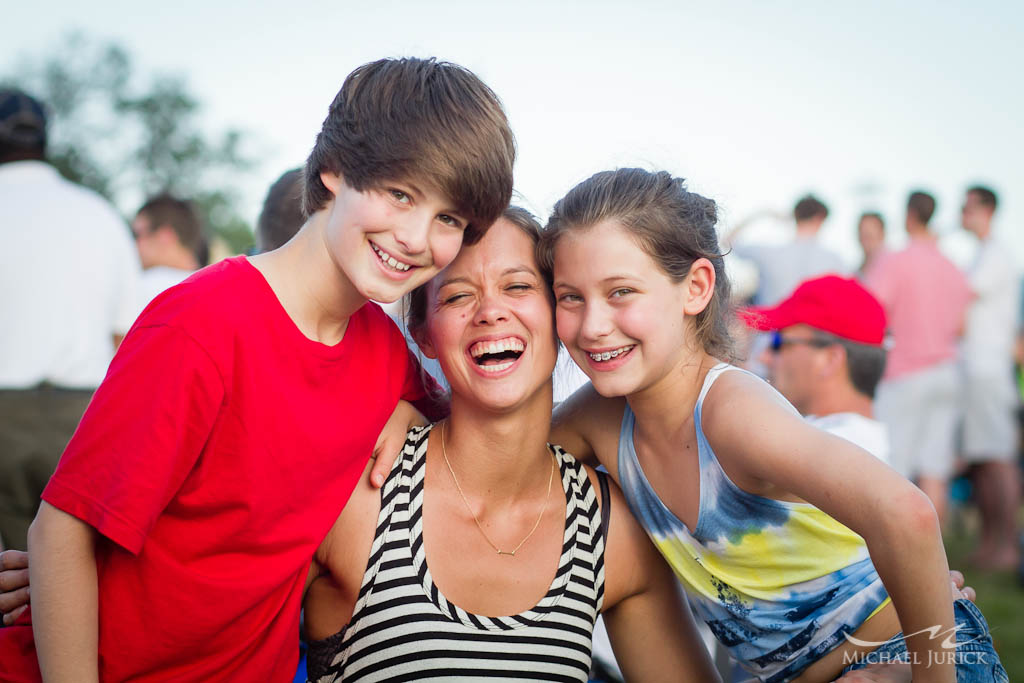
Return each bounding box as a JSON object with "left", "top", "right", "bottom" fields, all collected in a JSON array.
[{"left": 537, "top": 168, "right": 736, "bottom": 361}]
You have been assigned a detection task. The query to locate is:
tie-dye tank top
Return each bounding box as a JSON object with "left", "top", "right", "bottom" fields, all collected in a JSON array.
[{"left": 617, "top": 363, "right": 890, "bottom": 682}]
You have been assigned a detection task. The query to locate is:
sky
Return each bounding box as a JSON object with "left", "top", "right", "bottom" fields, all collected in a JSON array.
[{"left": 6, "top": 0, "right": 1024, "bottom": 270}]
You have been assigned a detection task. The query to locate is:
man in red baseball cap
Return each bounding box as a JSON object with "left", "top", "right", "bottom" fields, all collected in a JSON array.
[{"left": 742, "top": 275, "right": 891, "bottom": 464}]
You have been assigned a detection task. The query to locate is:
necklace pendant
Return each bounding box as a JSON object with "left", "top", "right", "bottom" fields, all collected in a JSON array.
[{"left": 497, "top": 550, "right": 515, "bottom": 556}]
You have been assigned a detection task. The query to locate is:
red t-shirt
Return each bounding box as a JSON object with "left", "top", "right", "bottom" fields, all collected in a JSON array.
[{"left": 13, "top": 257, "right": 436, "bottom": 681}]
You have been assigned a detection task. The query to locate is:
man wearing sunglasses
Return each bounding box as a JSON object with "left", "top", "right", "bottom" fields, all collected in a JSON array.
[{"left": 743, "top": 275, "right": 891, "bottom": 465}]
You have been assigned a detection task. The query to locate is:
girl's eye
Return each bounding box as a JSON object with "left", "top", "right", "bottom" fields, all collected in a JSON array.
[
  {"left": 557, "top": 292, "right": 583, "bottom": 304},
  {"left": 389, "top": 189, "right": 410, "bottom": 204},
  {"left": 611, "top": 288, "right": 633, "bottom": 298}
]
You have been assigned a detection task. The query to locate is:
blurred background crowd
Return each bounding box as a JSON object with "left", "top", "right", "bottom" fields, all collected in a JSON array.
[{"left": 2, "top": 1, "right": 1022, "bottom": 679}]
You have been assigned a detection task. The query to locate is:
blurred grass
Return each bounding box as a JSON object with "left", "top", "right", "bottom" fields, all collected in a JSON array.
[{"left": 944, "top": 506, "right": 1022, "bottom": 680}]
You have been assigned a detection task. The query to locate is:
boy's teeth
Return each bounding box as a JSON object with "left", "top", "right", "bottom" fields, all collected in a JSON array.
[{"left": 373, "top": 244, "right": 410, "bottom": 271}]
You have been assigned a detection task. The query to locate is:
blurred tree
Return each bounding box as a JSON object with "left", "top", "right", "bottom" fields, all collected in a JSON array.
[{"left": 2, "top": 33, "right": 256, "bottom": 253}]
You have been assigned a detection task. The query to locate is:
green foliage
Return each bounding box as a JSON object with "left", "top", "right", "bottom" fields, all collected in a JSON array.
[{"left": 3, "top": 32, "right": 256, "bottom": 253}]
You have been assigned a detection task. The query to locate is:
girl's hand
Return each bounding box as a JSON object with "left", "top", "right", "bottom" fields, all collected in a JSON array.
[
  {"left": 0, "top": 549, "right": 30, "bottom": 626},
  {"left": 369, "top": 400, "right": 427, "bottom": 488}
]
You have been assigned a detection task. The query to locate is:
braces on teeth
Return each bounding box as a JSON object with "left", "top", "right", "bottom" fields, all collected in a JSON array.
[{"left": 589, "top": 346, "right": 632, "bottom": 361}]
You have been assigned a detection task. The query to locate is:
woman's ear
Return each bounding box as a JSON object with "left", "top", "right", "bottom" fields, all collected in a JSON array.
[
  {"left": 411, "top": 325, "right": 438, "bottom": 360},
  {"left": 319, "top": 171, "right": 344, "bottom": 197},
  {"left": 682, "top": 258, "right": 716, "bottom": 316}
]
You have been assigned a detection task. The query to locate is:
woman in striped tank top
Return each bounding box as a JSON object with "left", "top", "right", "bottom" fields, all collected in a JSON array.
[{"left": 301, "top": 209, "right": 719, "bottom": 681}]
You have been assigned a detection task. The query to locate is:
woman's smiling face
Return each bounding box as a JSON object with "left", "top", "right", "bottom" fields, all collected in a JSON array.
[{"left": 416, "top": 218, "right": 557, "bottom": 413}]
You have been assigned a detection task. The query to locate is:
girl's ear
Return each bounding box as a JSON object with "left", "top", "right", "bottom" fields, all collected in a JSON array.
[
  {"left": 411, "top": 325, "right": 438, "bottom": 359},
  {"left": 683, "top": 258, "right": 716, "bottom": 316},
  {"left": 319, "top": 171, "right": 344, "bottom": 197}
]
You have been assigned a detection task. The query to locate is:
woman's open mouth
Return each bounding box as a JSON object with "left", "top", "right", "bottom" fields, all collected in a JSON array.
[{"left": 468, "top": 337, "right": 525, "bottom": 374}]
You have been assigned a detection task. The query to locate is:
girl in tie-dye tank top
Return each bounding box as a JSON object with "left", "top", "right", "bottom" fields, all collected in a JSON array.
[{"left": 539, "top": 168, "right": 1005, "bottom": 682}]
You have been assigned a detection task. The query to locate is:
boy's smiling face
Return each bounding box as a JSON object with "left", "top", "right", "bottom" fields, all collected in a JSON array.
[{"left": 320, "top": 171, "right": 469, "bottom": 303}]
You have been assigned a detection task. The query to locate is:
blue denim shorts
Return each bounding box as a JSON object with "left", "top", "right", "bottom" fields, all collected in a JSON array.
[{"left": 840, "top": 599, "right": 1008, "bottom": 682}]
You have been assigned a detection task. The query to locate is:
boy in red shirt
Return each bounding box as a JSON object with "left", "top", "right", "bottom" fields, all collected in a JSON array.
[{"left": 8, "top": 57, "right": 514, "bottom": 682}]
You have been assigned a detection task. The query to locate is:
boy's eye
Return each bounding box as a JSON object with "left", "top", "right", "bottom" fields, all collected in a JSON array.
[
  {"left": 437, "top": 214, "right": 464, "bottom": 229},
  {"left": 389, "top": 189, "right": 410, "bottom": 203}
]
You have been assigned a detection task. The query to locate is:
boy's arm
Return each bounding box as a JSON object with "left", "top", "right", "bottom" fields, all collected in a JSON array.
[
  {"left": 370, "top": 331, "right": 447, "bottom": 488},
  {"left": 703, "top": 372, "right": 955, "bottom": 683},
  {"left": 549, "top": 383, "right": 625, "bottom": 469},
  {"left": 28, "top": 502, "right": 99, "bottom": 683},
  {"left": 597, "top": 473, "right": 719, "bottom": 682},
  {"left": 369, "top": 400, "right": 428, "bottom": 488}
]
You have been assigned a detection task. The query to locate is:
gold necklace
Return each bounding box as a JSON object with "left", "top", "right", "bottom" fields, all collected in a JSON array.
[{"left": 439, "top": 421, "right": 556, "bottom": 557}]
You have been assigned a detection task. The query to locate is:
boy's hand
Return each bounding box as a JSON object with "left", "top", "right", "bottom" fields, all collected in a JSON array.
[
  {"left": 369, "top": 401, "right": 428, "bottom": 488},
  {"left": 0, "top": 549, "right": 30, "bottom": 626}
]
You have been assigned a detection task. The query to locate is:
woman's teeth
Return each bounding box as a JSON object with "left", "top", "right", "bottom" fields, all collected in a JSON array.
[
  {"left": 480, "top": 360, "right": 515, "bottom": 373},
  {"left": 588, "top": 345, "right": 634, "bottom": 362},
  {"left": 469, "top": 338, "right": 525, "bottom": 372},
  {"left": 371, "top": 243, "right": 411, "bottom": 272},
  {"left": 470, "top": 338, "right": 525, "bottom": 357}
]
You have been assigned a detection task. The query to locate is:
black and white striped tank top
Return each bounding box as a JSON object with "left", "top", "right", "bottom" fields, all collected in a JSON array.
[{"left": 306, "top": 424, "right": 608, "bottom": 682}]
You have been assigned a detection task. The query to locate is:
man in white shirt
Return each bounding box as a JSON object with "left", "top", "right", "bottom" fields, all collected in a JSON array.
[
  {"left": 960, "top": 185, "right": 1021, "bottom": 571},
  {"left": 131, "top": 193, "right": 206, "bottom": 316},
  {"left": 727, "top": 195, "right": 846, "bottom": 306},
  {"left": 744, "top": 275, "right": 891, "bottom": 464},
  {"left": 0, "top": 89, "right": 140, "bottom": 550}
]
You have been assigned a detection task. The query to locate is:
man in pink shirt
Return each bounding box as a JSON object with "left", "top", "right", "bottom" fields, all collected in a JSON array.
[{"left": 866, "top": 191, "right": 971, "bottom": 525}]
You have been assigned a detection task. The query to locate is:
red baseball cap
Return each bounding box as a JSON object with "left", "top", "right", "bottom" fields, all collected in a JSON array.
[{"left": 741, "top": 275, "right": 887, "bottom": 345}]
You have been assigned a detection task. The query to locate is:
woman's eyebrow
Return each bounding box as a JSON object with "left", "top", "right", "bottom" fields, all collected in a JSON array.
[
  {"left": 437, "top": 276, "right": 472, "bottom": 289},
  {"left": 501, "top": 265, "right": 538, "bottom": 277}
]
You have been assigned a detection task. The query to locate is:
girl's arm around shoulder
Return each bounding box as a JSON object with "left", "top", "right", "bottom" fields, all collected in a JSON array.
[
  {"left": 550, "top": 384, "right": 626, "bottom": 472},
  {"left": 590, "top": 468, "right": 719, "bottom": 683},
  {"left": 701, "top": 371, "right": 955, "bottom": 683},
  {"left": 304, "top": 459, "right": 383, "bottom": 641}
]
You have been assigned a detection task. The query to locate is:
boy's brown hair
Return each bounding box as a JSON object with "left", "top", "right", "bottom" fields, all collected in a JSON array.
[{"left": 304, "top": 57, "right": 516, "bottom": 243}]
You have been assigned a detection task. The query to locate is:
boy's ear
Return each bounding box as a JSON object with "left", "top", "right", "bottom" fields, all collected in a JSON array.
[
  {"left": 319, "top": 171, "right": 344, "bottom": 197},
  {"left": 682, "top": 258, "right": 716, "bottom": 316},
  {"left": 411, "top": 325, "right": 438, "bottom": 359}
]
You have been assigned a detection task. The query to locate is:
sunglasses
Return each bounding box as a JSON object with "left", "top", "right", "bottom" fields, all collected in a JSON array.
[{"left": 769, "top": 330, "right": 835, "bottom": 353}]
